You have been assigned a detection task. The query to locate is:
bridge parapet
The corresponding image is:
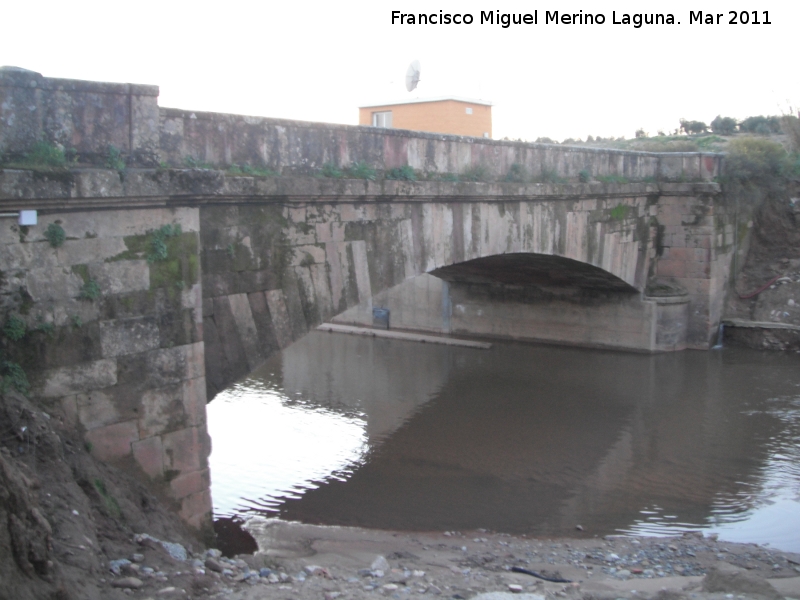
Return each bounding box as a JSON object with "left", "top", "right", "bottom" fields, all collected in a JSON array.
[{"left": 1, "top": 69, "right": 721, "bottom": 183}]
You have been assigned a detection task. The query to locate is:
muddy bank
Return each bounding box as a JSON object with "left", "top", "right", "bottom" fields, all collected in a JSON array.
[
  {"left": 208, "top": 519, "right": 800, "bottom": 599},
  {"left": 725, "top": 192, "right": 800, "bottom": 350},
  {"left": 0, "top": 389, "right": 202, "bottom": 599}
]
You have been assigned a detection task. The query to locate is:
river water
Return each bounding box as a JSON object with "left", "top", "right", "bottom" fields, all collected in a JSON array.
[{"left": 208, "top": 331, "right": 800, "bottom": 552}]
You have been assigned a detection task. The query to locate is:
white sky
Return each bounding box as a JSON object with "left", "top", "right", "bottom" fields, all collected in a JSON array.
[{"left": 2, "top": 1, "right": 797, "bottom": 142}]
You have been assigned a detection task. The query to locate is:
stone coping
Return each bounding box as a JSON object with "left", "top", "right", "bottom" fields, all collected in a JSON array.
[
  {"left": 0, "top": 168, "right": 722, "bottom": 212},
  {"left": 160, "top": 106, "right": 724, "bottom": 158},
  {"left": 0, "top": 68, "right": 159, "bottom": 96}
]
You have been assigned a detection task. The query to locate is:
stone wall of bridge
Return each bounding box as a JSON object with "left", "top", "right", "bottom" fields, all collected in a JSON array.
[
  {"left": 0, "top": 205, "right": 210, "bottom": 530},
  {"left": 0, "top": 69, "right": 734, "bottom": 532},
  {"left": 1, "top": 68, "right": 722, "bottom": 183},
  {"left": 0, "top": 167, "right": 728, "bottom": 532},
  {"left": 159, "top": 106, "right": 720, "bottom": 183}
]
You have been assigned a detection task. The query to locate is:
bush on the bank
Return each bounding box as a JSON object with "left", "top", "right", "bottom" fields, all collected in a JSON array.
[
  {"left": 723, "top": 138, "right": 791, "bottom": 187},
  {"left": 780, "top": 115, "right": 800, "bottom": 153}
]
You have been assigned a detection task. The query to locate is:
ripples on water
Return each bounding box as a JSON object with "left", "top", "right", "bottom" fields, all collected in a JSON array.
[{"left": 207, "top": 332, "right": 800, "bottom": 552}]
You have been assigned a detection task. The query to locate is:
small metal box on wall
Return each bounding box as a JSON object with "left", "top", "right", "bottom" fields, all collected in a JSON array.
[{"left": 372, "top": 307, "right": 390, "bottom": 330}]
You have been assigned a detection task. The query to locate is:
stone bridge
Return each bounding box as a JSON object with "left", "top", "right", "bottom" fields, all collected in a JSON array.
[{"left": 0, "top": 69, "right": 735, "bottom": 532}]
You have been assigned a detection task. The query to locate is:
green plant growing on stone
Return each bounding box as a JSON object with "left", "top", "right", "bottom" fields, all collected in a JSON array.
[
  {"left": 578, "top": 169, "right": 592, "bottom": 183},
  {"left": 226, "top": 243, "right": 236, "bottom": 258},
  {"left": 0, "top": 360, "right": 30, "bottom": 395},
  {"left": 299, "top": 251, "right": 315, "bottom": 267},
  {"left": 461, "top": 164, "right": 491, "bottom": 182},
  {"left": 93, "top": 478, "right": 121, "bottom": 518},
  {"left": 346, "top": 162, "right": 377, "bottom": 180},
  {"left": 228, "top": 163, "right": 278, "bottom": 177},
  {"left": 537, "top": 168, "right": 565, "bottom": 184},
  {"left": 184, "top": 156, "right": 215, "bottom": 169},
  {"left": 147, "top": 224, "right": 182, "bottom": 263},
  {"left": 610, "top": 204, "right": 630, "bottom": 220},
  {"left": 596, "top": 174, "right": 630, "bottom": 184},
  {"left": 24, "top": 140, "right": 67, "bottom": 168},
  {"left": 386, "top": 165, "right": 417, "bottom": 181},
  {"left": 79, "top": 279, "right": 101, "bottom": 301},
  {"left": 44, "top": 223, "right": 66, "bottom": 248},
  {"left": 504, "top": 163, "right": 528, "bottom": 183},
  {"left": 84, "top": 441, "right": 93, "bottom": 453},
  {"left": 3, "top": 314, "right": 26, "bottom": 342},
  {"left": 438, "top": 172, "right": 459, "bottom": 182},
  {"left": 33, "top": 316, "right": 55, "bottom": 338},
  {"left": 321, "top": 163, "right": 343, "bottom": 178},
  {"left": 71, "top": 315, "right": 83, "bottom": 329},
  {"left": 105, "top": 145, "right": 126, "bottom": 171}
]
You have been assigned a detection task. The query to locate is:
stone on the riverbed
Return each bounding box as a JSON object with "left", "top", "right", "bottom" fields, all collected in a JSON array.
[
  {"left": 204, "top": 557, "right": 224, "bottom": 573},
  {"left": 134, "top": 533, "right": 188, "bottom": 561},
  {"left": 109, "top": 558, "right": 132, "bottom": 575},
  {"left": 702, "top": 564, "right": 782, "bottom": 599},
  {"left": 121, "top": 562, "right": 140, "bottom": 576},
  {"left": 111, "top": 577, "right": 144, "bottom": 589},
  {"left": 371, "top": 555, "right": 390, "bottom": 571},
  {"left": 304, "top": 564, "right": 326, "bottom": 575},
  {"left": 474, "top": 593, "right": 544, "bottom": 600}
]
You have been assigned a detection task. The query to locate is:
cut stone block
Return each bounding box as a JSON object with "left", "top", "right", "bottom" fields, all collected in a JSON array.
[
  {"left": 85, "top": 420, "right": 139, "bottom": 461},
  {"left": 41, "top": 358, "right": 117, "bottom": 398}
]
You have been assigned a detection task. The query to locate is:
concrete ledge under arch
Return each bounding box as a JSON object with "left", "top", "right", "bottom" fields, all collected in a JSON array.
[{"left": 333, "top": 265, "right": 689, "bottom": 353}]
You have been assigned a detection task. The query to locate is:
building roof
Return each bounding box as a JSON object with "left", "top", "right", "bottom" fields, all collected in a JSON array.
[{"left": 359, "top": 96, "right": 493, "bottom": 109}]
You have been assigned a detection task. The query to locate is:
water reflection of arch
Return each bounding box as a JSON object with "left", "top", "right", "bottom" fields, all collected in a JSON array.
[{"left": 273, "top": 345, "right": 792, "bottom": 537}]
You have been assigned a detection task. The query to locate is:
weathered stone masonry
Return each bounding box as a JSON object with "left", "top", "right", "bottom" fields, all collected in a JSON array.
[
  {"left": 0, "top": 206, "right": 210, "bottom": 529},
  {"left": 0, "top": 69, "right": 732, "bottom": 530}
]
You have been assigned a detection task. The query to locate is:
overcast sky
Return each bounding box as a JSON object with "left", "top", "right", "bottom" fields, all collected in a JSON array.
[{"left": 2, "top": 1, "right": 797, "bottom": 142}]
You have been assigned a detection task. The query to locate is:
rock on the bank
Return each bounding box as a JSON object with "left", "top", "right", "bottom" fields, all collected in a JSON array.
[{"left": 702, "top": 564, "right": 782, "bottom": 599}]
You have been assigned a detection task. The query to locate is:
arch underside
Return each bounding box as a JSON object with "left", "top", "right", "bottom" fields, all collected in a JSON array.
[{"left": 430, "top": 253, "right": 639, "bottom": 294}]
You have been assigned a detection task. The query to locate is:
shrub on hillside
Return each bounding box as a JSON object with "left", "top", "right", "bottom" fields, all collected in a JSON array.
[
  {"left": 779, "top": 115, "right": 800, "bottom": 153},
  {"left": 723, "top": 138, "right": 789, "bottom": 186}
]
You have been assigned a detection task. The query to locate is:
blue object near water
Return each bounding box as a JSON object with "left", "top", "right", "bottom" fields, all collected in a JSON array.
[{"left": 372, "top": 307, "right": 390, "bottom": 329}]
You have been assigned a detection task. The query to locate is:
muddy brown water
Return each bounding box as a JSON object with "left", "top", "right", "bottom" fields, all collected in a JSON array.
[{"left": 208, "top": 331, "right": 800, "bottom": 552}]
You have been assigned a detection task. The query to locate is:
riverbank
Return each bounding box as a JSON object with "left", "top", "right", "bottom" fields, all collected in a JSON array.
[{"left": 197, "top": 519, "right": 800, "bottom": 599}]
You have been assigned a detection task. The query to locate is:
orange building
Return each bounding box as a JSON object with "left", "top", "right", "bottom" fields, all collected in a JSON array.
[{"left": 359, "top": 97, "right": 492, "bottom": 138}]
